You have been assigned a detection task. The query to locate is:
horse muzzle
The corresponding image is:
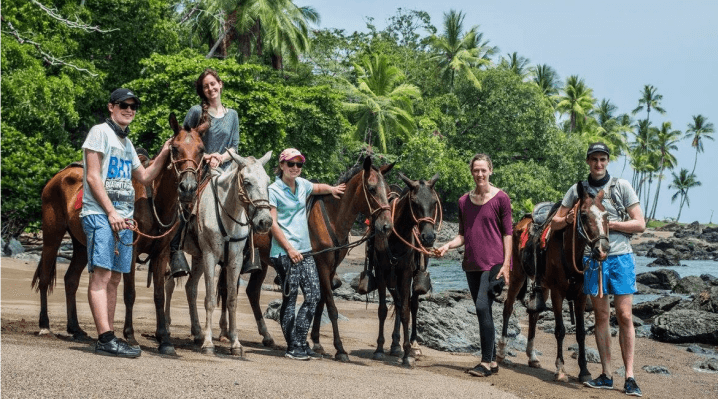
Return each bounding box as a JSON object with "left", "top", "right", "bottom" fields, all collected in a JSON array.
[{"left": 252, "top": 212, "right": 273, "bottom": 235}]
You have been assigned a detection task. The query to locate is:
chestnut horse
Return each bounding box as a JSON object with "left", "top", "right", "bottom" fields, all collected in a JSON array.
[
  {"left": 183, "top": 151, "right": 273, "bottom": 355},
  {"left": 372, "top": 173, "right": 440, "bottom": 368},
  {"left": 497, "top": 182, "right": 609, "bottom": 382},
  {"left": 242, "top": 156, "right": 394, "bottom": 361},
  {"left": 31, "top": 113, "right": 206, "bottom": 355}
]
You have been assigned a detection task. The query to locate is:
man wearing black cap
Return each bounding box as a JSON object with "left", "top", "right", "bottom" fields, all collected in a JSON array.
[
  {"left": 550, "top": 142, "right": 645, "bottom": 396},
  {"left": 80, "top": 88, "right": 171, "bottom": 358}
]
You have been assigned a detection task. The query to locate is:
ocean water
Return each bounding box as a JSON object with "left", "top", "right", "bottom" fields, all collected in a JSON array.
[{"left": 426, "top": 256, "right": 717, "bottom": 302}]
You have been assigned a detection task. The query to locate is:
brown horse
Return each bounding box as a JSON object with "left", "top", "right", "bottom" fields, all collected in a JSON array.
[
  {"left": 372, "top": 173, "right": 440, "bottom": 368},
  {"left": 242, "top": 156, "right": 394, "bottom": 360},
  {"left": 497, "top": 182, "right": 609, "bottom": 382},
  {"left": 31, "top": 113, "right": 207, "bottom": 355}
]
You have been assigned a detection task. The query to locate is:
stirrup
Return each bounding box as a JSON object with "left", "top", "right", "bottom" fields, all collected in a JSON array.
[
  {"left": 169, "top": 250, "right": 191, "bottom": 278},
  {"left": 357, "top": 271, "right": 376, "bottom": 295},
  {"left": 412, "top": 270, "right": 432, "bottom": 295}
]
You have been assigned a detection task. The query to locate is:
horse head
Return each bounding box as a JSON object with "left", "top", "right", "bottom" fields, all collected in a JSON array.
[
  {"left": 398, "top": 172, "right": 441, "bottom": 248},
  {"left": 357, "top": 156, "right": 394, "bottom": 239},
  {"left": 228, "top": 150, "right": 273, "bottom": 234},
  {"left": 576, "top": 182, "right": 610, "bottom": 261},
  {"left": 168, "top": 113, "right": 207, "bottom": 204}
]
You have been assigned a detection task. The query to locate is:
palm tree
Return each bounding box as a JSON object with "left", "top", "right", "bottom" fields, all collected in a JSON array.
[
  {"left": 648, "top": 121, "right": 681, "bottom": 220},
  {"left": 685, "top": 114, "right": 715, "bottom": 175},
  {"left": 190, "top": 0, "right": 318, "bottom": 69},
  {"left": 428, "top": 9, "right": 496, "bottom": 91},
  {"left": 632, "top": 84, "right": 666, "bottom": 125},
  {"left": 615, "top": 113, "right": 635, "bottom": 175},
  {"left": 629, "top": 119, "right": 657, "bottom": 197},
  {"left": 555, "top": 75, "right": 595, "bottom": 133},
  {"left": 500, "top": 52, "right": 531, "bottom": 80},
  {"left": 343, "top": 53, "right": 421, "bottom": 153},
  {"left": 669, "top": 169, "right": 701, "bottom": 222},
  {"left": 531, "top": 64, "right": 561, "bottom": 103}
]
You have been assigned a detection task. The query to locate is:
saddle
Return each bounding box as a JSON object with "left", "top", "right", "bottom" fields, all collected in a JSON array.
[{"left": 519, "top": 202, "right": 560, "bottom": 277}]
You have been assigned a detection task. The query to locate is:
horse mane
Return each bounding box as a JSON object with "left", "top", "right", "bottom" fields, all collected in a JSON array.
[{"left": 335, "top": 158, "right": 379, "bottom": 185}]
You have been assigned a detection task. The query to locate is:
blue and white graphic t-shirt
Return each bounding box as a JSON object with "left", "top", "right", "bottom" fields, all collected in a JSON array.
[{"left": 80, "top": 122, "right": 141, "bottom": 219}]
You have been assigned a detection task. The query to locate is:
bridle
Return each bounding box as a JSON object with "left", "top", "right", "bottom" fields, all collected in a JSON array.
[
  {"left": 152, "top": 141, "right": 204, "bottom": 228},
  {"left": 570, "top": 199, "right": 610, "bottom": 297},
  {"left": 390, "top": 189, "right": 443, "bottom": 257},
  {"left": 361, "top": 169, "right": 392, "bottom": 222}
]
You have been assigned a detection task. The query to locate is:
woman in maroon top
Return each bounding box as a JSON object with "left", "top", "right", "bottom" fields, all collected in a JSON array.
[{"left": 437, "top": 153, "right": 513, "bottom": 377}]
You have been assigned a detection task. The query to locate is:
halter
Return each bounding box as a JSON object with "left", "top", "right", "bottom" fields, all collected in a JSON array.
[
  {"left": 389, "top": 189, "right": 443, "bottom": 257},
  {"left": 570, "top": 200, "right": 610, "bottom": 298},
  {"left": 361, "top": 169, "right": 392, "bottom": 221},
  {"left": 151, "top": 147, "right": 204, "bottom": 228}
]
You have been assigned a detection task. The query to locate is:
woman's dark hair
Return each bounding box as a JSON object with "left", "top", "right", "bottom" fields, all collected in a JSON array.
[{"left": 195, "top": 68, "right": 222, "bottom": 126}]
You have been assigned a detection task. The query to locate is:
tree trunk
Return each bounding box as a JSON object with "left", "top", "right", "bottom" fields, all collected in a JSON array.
[
  {"left": 271, "top": 53, "right": 283, "bottom": 70},
  {"left": 650, "top": 170, "right": 663, "bottom": 219},
  {"left": 691, "top": 148, "right": 699, "bottom": 176},
  {"left": 676, "top": 194, "right": 685, "bottom": 221}
]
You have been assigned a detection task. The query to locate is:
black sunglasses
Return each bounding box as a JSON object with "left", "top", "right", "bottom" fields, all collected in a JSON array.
[
  {"left": 115, "top": 102, "right": 139, "bottom": 111},
  {"left": 286, "top": 161, "right": 304, "bottom": 168}
]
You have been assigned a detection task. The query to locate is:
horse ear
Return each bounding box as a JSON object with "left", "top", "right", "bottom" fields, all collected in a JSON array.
[
  {"left": 362, "top": 156, "right": 372, "bottom": 172},
  {"left": 169, "top": 113, "right": 180, "bottom": 136},
  {"left": 379, "top": 162, "right": 395, "bottom": 175},
  {"left": 398, "top": 172, "right": 418, "bottom": 189},
  {"left": 228, "top": 149, "right": 248, "bottom": 168},
  {"left": 259, "top": 151, "right": 272, "bottom": 166},
  {"left": 196, "top": 121, "right": 210, "bottom": 137},
  {"left": 428, "top": 173, "right": 440, "bottom": 188},
  {"left": 596, "top": 189, "right": 605, "bottom": 202}
]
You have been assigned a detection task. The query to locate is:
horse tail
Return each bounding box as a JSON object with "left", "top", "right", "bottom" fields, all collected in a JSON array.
[
  {"left": 217, "top": 266, "right": 228, "bottom": 303},
  {"left": 517, "top": 276, "right": 528, "bottom": 303},
  {"left": 31, "top": 254, "right": 57, "bottom": 294}
]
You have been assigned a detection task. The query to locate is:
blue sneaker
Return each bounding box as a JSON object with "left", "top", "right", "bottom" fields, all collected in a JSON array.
[
  {"left": 624, "top": 378, "right": 642, "bottom": 397},
  {"left": 584, "top": 373, "right": 613, "bottom": 389}
]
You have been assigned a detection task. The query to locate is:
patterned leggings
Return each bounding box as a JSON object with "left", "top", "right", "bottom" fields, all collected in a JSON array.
[{"left": 272, "top": 255, "right": 322, "bottom": 349}]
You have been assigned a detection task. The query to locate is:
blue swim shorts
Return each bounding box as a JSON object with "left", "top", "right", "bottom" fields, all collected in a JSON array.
[
  {"left": 81, "top": 214, "right": 133, "bottom": 274},
  {"left": 583, "top": 253, "right": 637, "bottom": 296}
]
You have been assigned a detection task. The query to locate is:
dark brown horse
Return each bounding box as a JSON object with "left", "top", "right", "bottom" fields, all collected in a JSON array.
[
  {"left": 243, "top": 156, "right": 394, "bottom": 361},
  {"left": 31, "top": 113, "right": 207, "bottom": 355},
  {"left": 497, "top": 182, "right": 609, "bottom": 382},
  {"left": 372, "top": 173, "right": 440, "bottom": 368}
]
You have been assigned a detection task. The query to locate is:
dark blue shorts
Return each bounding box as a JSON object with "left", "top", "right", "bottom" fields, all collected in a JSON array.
[
  {"left": 81, "top": 214, "right": 133, "bottom": 274},
  {"left": 583, "top": 253, "right": 637, "bottom": 296}
]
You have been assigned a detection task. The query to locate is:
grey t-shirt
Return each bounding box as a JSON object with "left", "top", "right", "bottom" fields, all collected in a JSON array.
[
  {"left": 184, "top": 105, "right": 239, "bottom": 170},
  {"left": 560, "top": 178, "right": 640, "bottom": 255}
]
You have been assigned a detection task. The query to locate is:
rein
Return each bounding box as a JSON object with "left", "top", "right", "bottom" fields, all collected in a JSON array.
[{"left": 114, "top": 218, "right": 179, "bottom": 253}]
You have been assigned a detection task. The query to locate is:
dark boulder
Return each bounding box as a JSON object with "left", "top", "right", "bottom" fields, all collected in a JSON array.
[
  {"left": 635, "top": 282, "right": 664, "bottom": 295},
  {"left": 673, "top": 275, "right": 708, "bottom": 295},
  {"left": 633, "top": 296, "right": 682, "bottom": 319},
  {"left": 651, "top": 309, "right": 718, "bottom": 344},
  {"left": 647, "top": 255, "right": 681, "bottom": 267},
  {"left": 673, "top": 221, "right": 703, "bottom": 238},
  {"left": 641, "top": 365, "right": 671, "bottom": 375},
  {"left": 694, "top": 358, "right": 718, "bottom": 373},
  {"left": 701, "top": 274, "right": 718, "bottom": 287},
  {"left": 646, "top": 247, "right": 664, "bottom": 258},
  {"left": 636, "top": 269, "right": 680, "bottom": 290}
]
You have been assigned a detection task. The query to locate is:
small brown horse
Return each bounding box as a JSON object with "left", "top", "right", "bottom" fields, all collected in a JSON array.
[
  {"left": 497, "top": 182, "right": 609, "bottom": 382},
  {"left": 242, "top": 156, "right": 394, "bottom": 361},
  {"left": 32, "top": 113, "right": 206, "bottom": 355},
  {"left": 372, "top": 173, "right": 440, "bottom": 368}
]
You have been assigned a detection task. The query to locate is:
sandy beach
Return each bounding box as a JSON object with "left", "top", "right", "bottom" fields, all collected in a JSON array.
[{"left": 2, "top": 235, "right": 717, "bottom": 398}]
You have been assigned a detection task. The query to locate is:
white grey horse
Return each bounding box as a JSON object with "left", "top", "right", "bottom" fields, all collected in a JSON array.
[{"left": 184, "top": 150, "right": 272, "bottom": 355}]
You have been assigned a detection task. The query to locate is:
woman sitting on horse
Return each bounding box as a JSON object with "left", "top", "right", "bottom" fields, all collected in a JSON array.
[
  {"left": 170, "top": 68, "right": 240, "bottom": 277},
  {"left": 437, "top": 153, "right": 512, "bottom": 377},
  {"left": 269, "top": 148, "right": 345, "bottom": 361}
]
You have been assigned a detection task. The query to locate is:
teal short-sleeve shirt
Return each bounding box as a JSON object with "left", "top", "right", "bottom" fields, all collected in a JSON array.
[{"left": 268, "top": 176, "right": 314, "bottom": 257}]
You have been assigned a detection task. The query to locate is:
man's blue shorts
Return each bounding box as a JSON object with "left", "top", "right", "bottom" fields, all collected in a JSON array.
[
  {"left": 81, "top": 214, "right": 133, "bottom": 274},
  {"left": 583, "top": 253, "right": 637, "bottom": 296}
]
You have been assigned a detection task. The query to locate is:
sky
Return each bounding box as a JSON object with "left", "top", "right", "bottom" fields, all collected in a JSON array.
[{"left": 296, "top": 0, "right": 718, "bottom": 224}]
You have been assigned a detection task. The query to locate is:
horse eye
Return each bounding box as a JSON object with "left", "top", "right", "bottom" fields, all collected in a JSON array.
[{"left": 368, "top": 186, "right": 377, "bottom": 194}]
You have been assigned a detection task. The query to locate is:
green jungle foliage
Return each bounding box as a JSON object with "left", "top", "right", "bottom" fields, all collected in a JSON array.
[{"left": 6, "top": 3, "right": 697, "bottom": 236}]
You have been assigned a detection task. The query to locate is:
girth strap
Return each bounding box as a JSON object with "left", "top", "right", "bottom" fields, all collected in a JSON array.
[{"left": 211, "top": 176, "right": 249, "bottom": 268}]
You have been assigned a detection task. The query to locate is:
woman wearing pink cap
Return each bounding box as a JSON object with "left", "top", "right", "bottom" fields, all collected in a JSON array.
[{"left": 268, "top": 148, "right": 345, "bottom": 360}]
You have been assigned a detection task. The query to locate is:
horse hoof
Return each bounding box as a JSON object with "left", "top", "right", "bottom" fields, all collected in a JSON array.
[
  {"left": 72, "top": 332, "right": 93, "bottom": 342},
  {"left": 38, "top": 328, "right": 52, "bottom": 336},
  {"left": 528, "top": 360, "right": 541, "bottom": 368},
  {"left": 193, "top": 337, "right": 204, "bottom": 345},
  {"left": 402, "top": 357, "right": 415, "bottom": 369},
  {"left": 219, "top": 336, "right": 230, "bottom": 343},
  {"left": 555, "top": 373, "right": 569, "bottom": 382},
  {"left": 335, "top": 353, "right": 350, "bottom": 362},
  {"left": 262, "top": 337, "right": 275, "bottom": 347},
  {"left": 231, "top": 347, "right": 244, "bottom": 357},
  {"left": 409, "top": 348, "right": 422, "bottom": 358},
  {"left": 158, "top": 344, "right": 177, "bottom": 356},
  {"left": 202, "top": 346, "right": 215, "bottom": 355},
  {"left": 390, "top": 347, "right": 403, "bottom": 357},
  {"left": 373, "top": 352, "right": 385, "bottom": 360},
  {"left": 579, "top": 373, "right": 592, "bottom": 383},
  {"left": 125, "top": 336, "right": 139, "bottom": 347},
  {"left": 496, "top": 355, "right": 505, "bottom": 363}
]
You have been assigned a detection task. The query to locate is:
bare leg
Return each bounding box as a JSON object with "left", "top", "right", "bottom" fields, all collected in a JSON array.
[
  {"left": 591, "top": 294, "right": 613, "bottom": 377},
  {"left": 614, "top": 294, "right": 635, "bottom": 379},
  {"left": 88, "top": 268, "right": 121, "bottom": 335}
]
